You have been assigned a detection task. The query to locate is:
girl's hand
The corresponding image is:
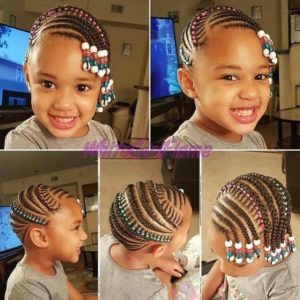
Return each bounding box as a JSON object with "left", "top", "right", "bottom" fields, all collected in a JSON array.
[{"left": 152, "top": 255, "right": 184, "bottom": 277}]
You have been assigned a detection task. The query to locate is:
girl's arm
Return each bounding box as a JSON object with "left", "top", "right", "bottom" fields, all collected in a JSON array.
[{"left": 202, "top": 259, "right": 225, "bottom": 300}]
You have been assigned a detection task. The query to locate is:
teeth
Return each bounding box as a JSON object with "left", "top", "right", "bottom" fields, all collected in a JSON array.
[
  {"left": 55, "top": 117, "right": 75, "bottom": 123},
  {"left": 233, "top": 109, "right": 254, "bottom": 117}
]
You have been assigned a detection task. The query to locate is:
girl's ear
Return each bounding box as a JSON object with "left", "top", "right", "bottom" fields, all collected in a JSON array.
[
  {"left": 151, "top": 244, "right": 166, "bottom": 258},
  {"left": 29, "top": 227, "right": 49, "bottom": 248},
  {"left": 177, "top": 67, "right": 197, "bottom": 99},
  {"left": 23, "top": 64, "right": 31, "bottom": 92}
]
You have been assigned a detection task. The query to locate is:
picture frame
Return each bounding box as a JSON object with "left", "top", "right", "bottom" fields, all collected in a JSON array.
[
  {"left": 251, "top": 6, "right": 262, "bottom": 20},
  {"left": 122, "top": 43, "right": 132, "bottom": 56},
  {"left": 83, "top": 194, "right": 98, "bottom": 213},
  {"left": 168, "top": 11, "right": 179, "bottom": 23}
]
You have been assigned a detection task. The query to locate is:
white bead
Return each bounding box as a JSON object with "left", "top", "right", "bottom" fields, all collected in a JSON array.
[
  {"left": 269, "top": 51, "right": 276, "bottom": 59},
  {"left": 101, "top": 87, "right": 106, "bottom": 93},
  {"left": 288, "top": 236, "right": 295, "bottom": 242},
  {"left": 90, "top": 45, "right": 97, "bottom": 53},
  {"left": 81, "top": 42, "right": 89, "bottom": 50},
  {"left": 229, "top": 255, "right": 235, "bottom": 262},
  {"left": 91, "top": 65, "right": 98, "bottom": 73},
  {"left": 246, "top": 243, "right": 253, "bottom": 250},
  {"left": 272, "top": 57, "right": 278, "bottom": 64},
  {"left": 265, "top": 246, "right": 271, "bottom": 251},
  {"left": 263, "top": 49, "right": 270, "bottom": 57},
  {"left": 107, "top": 96, "right": 112, "bottom": 103},
  {"left": 101, "top": 100, "right": 108, "bottom": 107},
  {"left": 265, "top": 34, "right": 270, "bottom": 40},
  {"left": 235, "top": 242, "right": 242, "bottom": 250},
  {"left": 276, "top": 248, "right": 281, "bottom": 254},
  {"left": 97, "top": 69, "right": 106, "bottom": 78},
  {"left": 98, "top": 49, "right": 108, "bottom": 57},
  {"left": 235, "top": 257, "right": 243, "bottom": 264},
  {"left": 284, "top": 251, "right": 289, "bottom": 257},
  {"left": 271, "top": 251, "right": 277, "bottom": 257},
  {"left": 269, "top": 78, "right": 273, "bottom": 85},
  {"left": 97, "top": 107, "right": 104, "bottom": 113},
  {"left": 225, "top": 240, "right": 233, "bottom": 247},
  {"left": 257, "top": 30, "right": 265, "bottom": 38},
  {"left": 254, "top": 239, "right": 261, "bottom": 246},
  {"left": 106, "top": 68, "right": 111, "bottom": 74},
  {"left": 280, "top": 242, "right": 286, "bottom": 248},
  {"left": 82, "top": 62, "right": 90, "bottom": 71},
  {"left": 246, "top": 257, "right": 253, "bottom": 263}
]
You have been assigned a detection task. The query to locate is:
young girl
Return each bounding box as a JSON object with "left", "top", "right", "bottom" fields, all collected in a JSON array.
[
  {"left": 100, "top": 180, "right": 199, "bottom": 300},
  {"left": 4, "top": 5, "right": 118, "bottom": 149},
  {"left": 5, "top": 184, "right": 97, "bottom": 300},
  {"left": 202, "top": 173, "right": 300, "bottom": 300},
  {"left": 162, "top": 5, "right": 277, "bottom": 150}
]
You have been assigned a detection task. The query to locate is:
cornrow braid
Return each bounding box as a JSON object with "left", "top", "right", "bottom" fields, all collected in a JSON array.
[
  {"left": 26, "top": 5, "right": 110, "bottom": 62},
  {"left": 180, "top": 5, "right": 276, "bottom": 67},
  {"left": 109, "top": 180, "right": 189, "bottom": 250},
  {"left": 213, "top": 173, "right": 295, "bottom": 265},
  {"left": 10, "top": 184, "right": 74, "bottom": 241}
]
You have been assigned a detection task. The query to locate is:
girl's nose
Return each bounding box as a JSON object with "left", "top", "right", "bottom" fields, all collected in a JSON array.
[
  {"left": 239, "top": 80, "right": 260, "bottom": 100},
  {"left": 52, "top": 89, "right": 74, "bottom": 110},
  {"left": 81, "top": 228, "right": 88, "bottom": 241}
]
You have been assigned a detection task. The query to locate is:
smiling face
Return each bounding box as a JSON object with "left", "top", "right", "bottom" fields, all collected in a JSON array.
[
  {"left": 46, "top": 196, "right": 87, "bottom": 263},
  {"left": 207, "top": 222, "right": 268, "bottom": 277},
  {"left": 24, "top": 34, "right": 101, "bottom": 138},
  {"left": 179, "top": 27, "right": 270, "bottom": 142}
]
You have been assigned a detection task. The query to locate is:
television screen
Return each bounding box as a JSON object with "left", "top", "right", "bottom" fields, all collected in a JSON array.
[
  {"left": 0, "top": 206, "right": 22, "bottom": 253},
  {"left": 151, "top": 17, "right": 182, "bottom": 100},
  {"left": 0, "top": 23, "right": 30, "bottom": 108}
]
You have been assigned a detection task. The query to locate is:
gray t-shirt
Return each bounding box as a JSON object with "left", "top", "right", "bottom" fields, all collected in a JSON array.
[
  {"left": 100, "top": 234, "right": 168, "bottom": 300},
  {"left": 227, "top": 252, "right": 300, "bottom": 300},
  {"left": 4, "top": 116, "right": 118, "bottom": 150},
  {"left": 5, "top": 260, "right": 68, "bottom": 300},
  {"left": 162, "top": 120, "right": 267, "bottom": 150}
]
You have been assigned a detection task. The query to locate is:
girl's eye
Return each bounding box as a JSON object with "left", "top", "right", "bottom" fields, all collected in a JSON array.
[
  {"left": 255, "top": 74, "right": 268, "bottom": 80},
  {"left": 222, "top": 75, "right": 238, "bottom": 81},
  {"left": 77, "top": 84, "right": 90, "bottom": 92},
  {"left": 41, "top": 81, "right": 55, "bottom": 89},
  {"left": 73, "top": 225, "right": 80, "bottom": 231}
]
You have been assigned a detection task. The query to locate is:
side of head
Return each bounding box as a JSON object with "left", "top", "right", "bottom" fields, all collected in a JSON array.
[
  {"left": 24, "top": 6, "right": 115, "bottom": 138},
  {"left": 109, "top": 180, "right": 192, "bottom": 257},
  {"left": 177, "top": 6, "right": 277, "bottom": 137},
  {"left": 10, "top": 184, "right": 87, "bottom": 263},
  {"left": 209, "top": 173, "right": 295, "bottom": 277}
]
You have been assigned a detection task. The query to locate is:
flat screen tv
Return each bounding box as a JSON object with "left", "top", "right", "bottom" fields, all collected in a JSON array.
[
  {"left": 151, "top": 17, "right": 182, "bottom": 100},
  {"left": 0, "top": 206, "right": 22, "bottom": 254},
  {"left": 0, "top": 23, "right": 30, "bottom": 108}
]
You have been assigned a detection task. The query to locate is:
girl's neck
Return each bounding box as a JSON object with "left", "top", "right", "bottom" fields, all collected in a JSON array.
[
  {"left": 109, "top": 243, "right": 150, "bottom": 270},
  {"left": 190, "top": 111, "right": 242, "bottom": 143},
  {"left": 22, "top": 250, "right": 56, "bottom": 276}
]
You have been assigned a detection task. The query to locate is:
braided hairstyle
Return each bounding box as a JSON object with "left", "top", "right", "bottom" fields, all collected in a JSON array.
[
  {"left": 180, "top": 5, "right": 271, "bottom": 67},
  {"left": 109, "top": 180, "right": 189, "bottom": 250},
  {"left": 25, "top": 5, "right": 110, "bottom": 63},
  {"left": 10, "top": 184, "right": 74, "bottom": 242},
  {"left": 212, "top": 173, "right": 293, "bottom": 255}
]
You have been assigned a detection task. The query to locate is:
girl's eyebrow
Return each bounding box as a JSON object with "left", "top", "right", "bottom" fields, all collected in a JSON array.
[
  {"left": 214, "top": 64, "right": 269, "bottom": 71},
  {"left": 36, "top": 72, "right": 95, "bottom": 82}
]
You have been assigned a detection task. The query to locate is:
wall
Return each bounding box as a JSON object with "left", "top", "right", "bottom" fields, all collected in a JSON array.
[
  {"left": 202, "top": 151, "right": 285, "bottom": 261},
  {"left": 152, "top": 0, "right": 282, "bottom": 52},
  {"left": 0, "top": 0, "right": 149, "bottom": 103}
]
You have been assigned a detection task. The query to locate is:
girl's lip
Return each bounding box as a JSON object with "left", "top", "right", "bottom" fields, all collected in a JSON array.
[
  {"left": 229, "top": 106, "right": 259, "bottom": 124},
  {"left": 48, "top": 114, "right": 79, "bottom": 130}
]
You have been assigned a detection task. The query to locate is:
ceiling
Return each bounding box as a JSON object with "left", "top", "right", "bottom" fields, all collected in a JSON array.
[{"left": 0, "top": 151, "right": 97, "bottom": 182}]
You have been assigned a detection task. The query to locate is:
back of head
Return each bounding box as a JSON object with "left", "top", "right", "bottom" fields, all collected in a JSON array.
[
  {"left": 212, "top": 173, "right": 295, "bottom": 265},
  {"left": 109, "top": 180, "right": 189, "bottom": 250},
  {"left": 180, "top": 5, "right": 277, "bottom": 67},
  {"left": 10, "top": 184, "right": 73, "bottom": 242}
]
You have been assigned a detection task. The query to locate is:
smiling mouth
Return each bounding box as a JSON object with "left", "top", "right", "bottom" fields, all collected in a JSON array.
[
  {"left": 49, "top": 114, "right": 79, "bottom": 130},
  {"left": 231, "top": 108, "right": 255, "bottom": 117}
]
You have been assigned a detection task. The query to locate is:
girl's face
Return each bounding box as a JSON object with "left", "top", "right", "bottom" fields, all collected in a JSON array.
[
  {"left": 24, "top": 35, "right": 102, "bottom": 138},
  {"left": 183, "top": 27, "right": 270, "bottom": 142},
  {"left": 46, "top": 196, "right": 87, "bottom": 263},
  {"left": 164, "top": 201, "right": 192, "bottom": 254},
  {"left": 207, "top": 223, "right": 267, "bottom": 277}
]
